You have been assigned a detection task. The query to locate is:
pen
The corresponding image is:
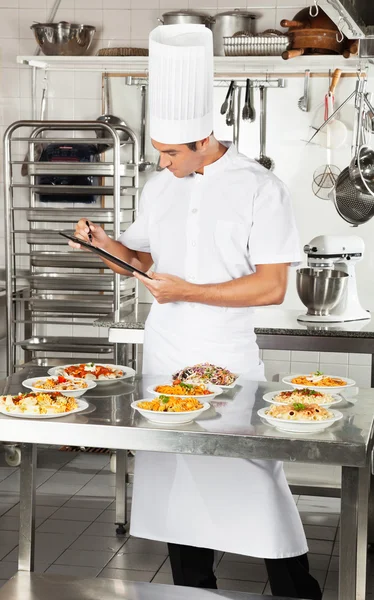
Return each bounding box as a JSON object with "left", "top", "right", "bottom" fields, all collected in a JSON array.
[{"left": 86, "top": 221, "right": 93, "bottom": 243}]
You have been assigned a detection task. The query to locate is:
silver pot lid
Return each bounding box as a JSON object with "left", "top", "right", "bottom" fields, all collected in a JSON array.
[
  {"left": 161, "top": 10, "right": 211, "bottom": 18},
  {"left": 214, "top": 10, "right": 257, "bottom": 19}
]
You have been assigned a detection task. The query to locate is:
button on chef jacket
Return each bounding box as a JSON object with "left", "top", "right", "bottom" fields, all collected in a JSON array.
[{"left": 119, "top": 142, "right": 308, "bottom": 559}]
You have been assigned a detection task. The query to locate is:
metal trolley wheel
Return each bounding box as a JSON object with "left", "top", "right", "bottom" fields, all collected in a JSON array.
[{"left": 4, "top": 444, "right": 21, "bottom": 467}]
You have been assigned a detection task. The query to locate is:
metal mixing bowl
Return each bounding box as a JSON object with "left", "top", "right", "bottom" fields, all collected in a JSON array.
[
  {"left": 31, "top": 22, "right": 96, "bottom": 56},
  {"left": 296, "top": 268, "right": 348, "bottom": 316}
]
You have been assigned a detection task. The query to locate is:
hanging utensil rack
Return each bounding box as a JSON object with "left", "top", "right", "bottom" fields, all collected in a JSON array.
[{"left": 4, "top": 120, "right": 139, "bottom": 374}]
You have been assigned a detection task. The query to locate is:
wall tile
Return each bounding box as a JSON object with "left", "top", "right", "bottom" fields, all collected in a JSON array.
[
  {"left": 73, "top": 98, "right": 102, "bottom": 121},
  {"left": 263, "top": 360, "right": 290, "bottom": 382},
  {"left": 19, "top": 9, "right": 47, "bottom": 39},
  {"left": 48, "top": 71, "right": 75, "bottom": 100},
  {"left": 347, "top": 365, "right": 371, "bottom": 388},
  {"left": 131, "top": 9, "right": 159, "bottom": 39},
  {"left": 262, "top": 349, "right": 290, "bottom": 361},
  {"left": 218, "top": 0, "right": 246, "bottom": 7},
  {"left": 0, "top": 8, "right": 19, "bottom": 38},
  {"left": 289, "top": 361, "right": 319, "bottom": 374},
  {"left": 247, "top": 0, "right": 275, "bottom": 7},
  {"left": 20, "top": 0, "right": 46, "bottom": 7},
  {"left": 348, "top": 353, "right": 371, "bottom": 366},
  {"left": 253, "top": 7, "right": 276, "bottom": 30},
  {"left": 131, "top": 0, "right": 160, "bottom": 8},
  {"left": 189, "top": 0, "right": 218, "bottom": 8},
  {"left": 46, "top": 0, "right": 72, "bottom": 7},
  {"left": 291, "top": 351, "right": 319, "bottom": 363},
  {"left": 74, "top": 9, "right": 103, "bottom": 34},
  {"left": 75, "top": 0, "right": 102, "bottom": 8},
  {"left": 105, "top": 0, "right": 131, "bottom": 7},
  {"left": 0, "top": 69, "right": 20, "bottom": 99},
  {"left": 318, "top": 363, "right": 348, "bottom": 378},
  {"left": 74, "top": 72, "right": 101, "bottom": 100},
  {"left": 0, "top": 0, "right": 19, "bottom": 6},
  {"left": 103, "top": 10, "right": 131, "bottom": 40},
  {"left": 0, "top": 39, "right": 19, "bottom": 67},
  {"left": 318, "top": 352, "right": 348, "bottom": 365}
]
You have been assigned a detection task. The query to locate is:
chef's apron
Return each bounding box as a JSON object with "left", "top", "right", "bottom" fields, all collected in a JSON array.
[{"left": 130, "top": 302, "right": 308, "bottom": 559}]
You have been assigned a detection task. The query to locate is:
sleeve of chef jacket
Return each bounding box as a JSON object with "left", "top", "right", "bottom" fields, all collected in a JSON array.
[
  {"left": 249, "top": 176, "right": 301, "bottom": 266},
  {"left": 117, "top": 182, "right": 151, "bottom": 253}
]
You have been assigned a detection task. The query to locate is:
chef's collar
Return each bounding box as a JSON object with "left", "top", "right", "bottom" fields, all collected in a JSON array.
[{"left": 194, "top": 141, "right": 236, "bottom": 178}]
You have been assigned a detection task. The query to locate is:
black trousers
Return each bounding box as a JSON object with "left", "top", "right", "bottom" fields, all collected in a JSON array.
[{"left": 168, "top": 543, "right": 322, "bottom": 600}]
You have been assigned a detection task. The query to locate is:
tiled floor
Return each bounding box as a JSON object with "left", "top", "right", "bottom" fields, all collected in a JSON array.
[{"left": 0, "top": 447, "right": 371, "bottom": 600}]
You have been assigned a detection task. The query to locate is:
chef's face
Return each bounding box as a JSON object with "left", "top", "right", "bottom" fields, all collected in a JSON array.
[{"left": 152, "top": 138, "right": 210, "bottom": 178}]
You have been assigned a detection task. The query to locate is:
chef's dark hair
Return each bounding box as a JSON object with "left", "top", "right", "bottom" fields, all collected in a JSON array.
[{"left": 186, "top": 132, "right": 213, "bottom": 152}]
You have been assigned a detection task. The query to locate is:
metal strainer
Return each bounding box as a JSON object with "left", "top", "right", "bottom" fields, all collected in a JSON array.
[
  {"left": 333, "top": 75, "right": 374, "bottom": 225},
  {"left": 333, "top": 167, "right": 374, "bottom": 225}
]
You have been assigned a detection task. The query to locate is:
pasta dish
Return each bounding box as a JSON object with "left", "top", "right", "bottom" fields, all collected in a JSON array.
[
  {"left": 172, "top": 363, "right": 237, "bottom": 386},
  {"left": 138, "top": 396, "right": 204, "bottom": 412},
  {"left": 291, "top": 372, "right": 347, "bottom": 387},
  {"left": 0, "top": 392, "right": 78, "bottom": 415},
  {"left": 266, "top": 403, "right": 333, "bottom": 422},
  {"left": 274, "top": 389, "right": 335, "bottom": 405},
  {"left": 60, "top": 363, "right": 123, "bottom": 381},
  {"left": 155, "top": 382, "right": 213, "bottom": 396},
  {"left": 34, "top": 377, "right": 88, "bottom": 391}
]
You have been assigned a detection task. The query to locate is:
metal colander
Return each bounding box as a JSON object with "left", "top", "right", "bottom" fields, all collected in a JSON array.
[
  {"left": 333, "top": 75, "right": 374, "bottom": 225},
  {"left": 333, "top": 167, "right": 374, "bottom": 225}
]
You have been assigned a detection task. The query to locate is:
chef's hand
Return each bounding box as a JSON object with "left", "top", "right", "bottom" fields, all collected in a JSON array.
[
  {"left": 134, "top": 272, "right": 194, "bottom": 304},
  {"left": 69, "top": 219, "right": 110, "bottom": 250}
]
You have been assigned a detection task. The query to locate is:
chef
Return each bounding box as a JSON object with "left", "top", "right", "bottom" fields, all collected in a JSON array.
[{"left": 71, "top": 24, "right": 322, "bottom": 600}]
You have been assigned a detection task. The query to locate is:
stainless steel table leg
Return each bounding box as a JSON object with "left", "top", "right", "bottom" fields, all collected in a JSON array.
[
  {"left": 340, "top": 465, "right": 371, "bottom": 600},
  {"left": 18, "top": 443, "right": 37, "bottom": 572},
  {"left": 115, "top": 449, "right": 128, "bottom": 536},
  {"left": 369, "top": 472, "right": 374, "bottom": 546}
]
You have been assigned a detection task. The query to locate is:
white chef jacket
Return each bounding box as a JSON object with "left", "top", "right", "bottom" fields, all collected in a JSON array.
[{"left": 118, "top": 142, "right": 307, "bottom": 558}]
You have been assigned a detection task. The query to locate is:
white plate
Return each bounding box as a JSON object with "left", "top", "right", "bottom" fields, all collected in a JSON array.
[
  {"left": 22, "top": 377, "right": 96, "bottom": 398},
  {"left": 177, "top": 375, "right": 239, "bottom": 390},
  {"left": 257, "top": 407, "right": 343, "bottom": 433},
  {"left": 132, "top": 400, "right": 210, "bottom": 424},
  {"left": 0, "top": 399, "right": 89, "bottom": 419},
  {"left": 147, "top": 383, "right": 222, "bottom": 399},
  {"left": 263, "top": 390, "right": 342, "bottom": 408},
  {"left": 48, "top": 364, "right": 136, "bottom": 385},
  {"left": 282, "top": 374, "right": 356, "bottom": 392}
]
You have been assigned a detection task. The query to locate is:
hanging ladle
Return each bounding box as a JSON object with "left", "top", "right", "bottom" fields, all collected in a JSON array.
[
  {"left": 138, "top": 85, "right": 154, "bottom": 172},
  {"left": 96, "top": 73, "right": 130, "bottom": 152}
]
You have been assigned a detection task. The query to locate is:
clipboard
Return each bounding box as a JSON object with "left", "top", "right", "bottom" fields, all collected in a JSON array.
[{"left": 59, "top": 232, "right": 152, "bottom": 279}]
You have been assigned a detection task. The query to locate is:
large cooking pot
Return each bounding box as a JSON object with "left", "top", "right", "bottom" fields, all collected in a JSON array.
[
  {"left": 211, "top": 9, "right": 257, "bottom": 56},
  {"left": 159, "top": 10, "right": 213, "bottom": 27}
]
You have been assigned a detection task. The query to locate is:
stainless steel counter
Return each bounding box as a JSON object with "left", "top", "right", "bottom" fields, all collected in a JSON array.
[
  {"left": 0, "top": 366, "right": 373, "bottom": 600},
  {"left": 0, "top": 572, "right": 290, "bottom": 600}
]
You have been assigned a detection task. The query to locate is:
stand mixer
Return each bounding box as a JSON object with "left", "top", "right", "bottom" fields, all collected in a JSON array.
[{"left": 297, "top": 235, "right": 370, "bottom": 323}]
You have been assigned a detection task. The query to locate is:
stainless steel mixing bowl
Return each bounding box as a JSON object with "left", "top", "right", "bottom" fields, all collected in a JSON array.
[
  {"left": 31, "top": 22, "right": 96, "bottom": 56},
  {"left": 296, "top": 268, "right": 348, "bottom": 316}
]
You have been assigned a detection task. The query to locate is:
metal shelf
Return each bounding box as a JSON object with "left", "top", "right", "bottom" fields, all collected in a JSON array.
[
  {"left": 17, "top": 336, "right": 113, "bottom": 353},
  {"left": 27, "top": 293, "right": 135, "bottom": 314},
  {"left": 14, "top": 184, "right": 137, "bottom": 196},
  {"left": 25, "top": 208, "right": 131, "bottom": 223},
  {"left": 30, "top": 252, "right": 107, "bottom": 269},
  {"left": 28, "top": 274, "right": 134, "bottom": 292},
  {"left": 27, "top": 162, "right": 131, "bottom": 177},
  {"left": 16, "top": 54, "right": 364, "bottom": 74}
]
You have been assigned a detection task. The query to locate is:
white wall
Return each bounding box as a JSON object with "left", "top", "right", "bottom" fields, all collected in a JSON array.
[{"left": 0, "top": 0, "right": 372, "bottom": 385}]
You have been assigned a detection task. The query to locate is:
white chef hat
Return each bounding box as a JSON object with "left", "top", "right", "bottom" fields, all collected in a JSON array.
[{"left": 148, "top": 24, "right": 214, "bottom": 145}]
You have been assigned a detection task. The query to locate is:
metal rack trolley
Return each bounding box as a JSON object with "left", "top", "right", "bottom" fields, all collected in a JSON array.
[
  {"left": 4, "top": 120, "right": 139, "bottom": 375},
  {"left": 3, "top": 122, "right": 138, "bottom": 529}
]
